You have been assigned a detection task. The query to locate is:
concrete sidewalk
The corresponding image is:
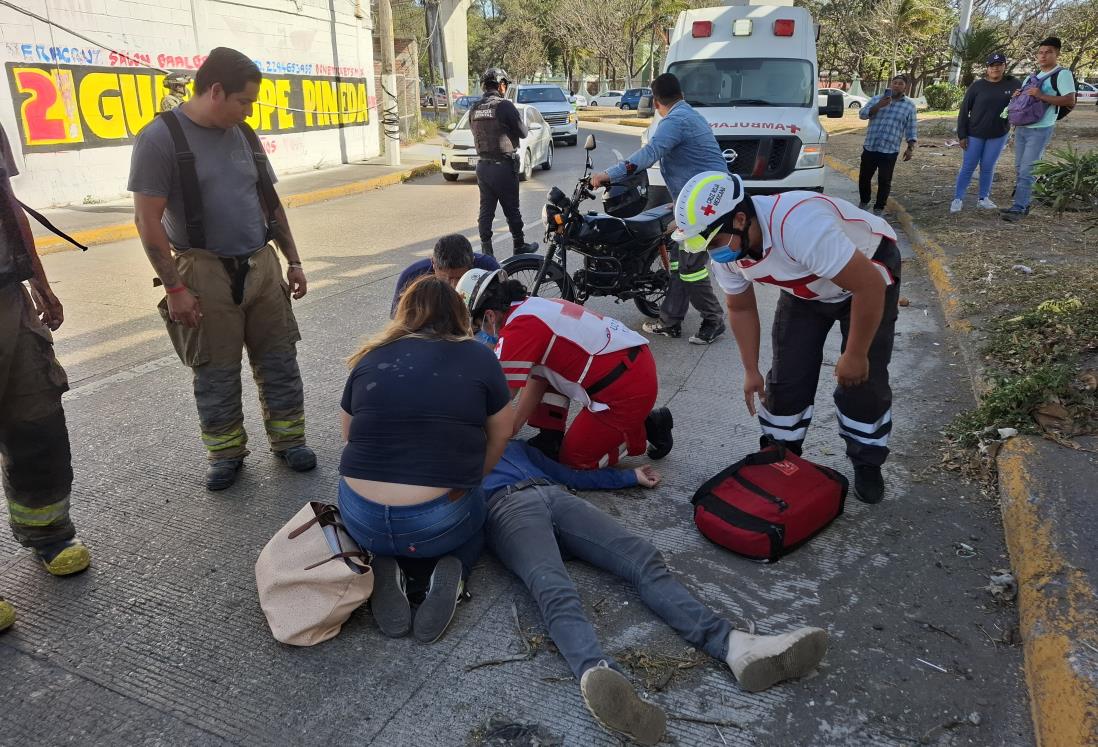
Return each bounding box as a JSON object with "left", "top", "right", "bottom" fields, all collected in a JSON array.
[
  {"left": 25, "top": 141, "right": 443, "bottom": 254},
  {"left": 825, "top": 153, "right": 1098, "bottom": 747}
]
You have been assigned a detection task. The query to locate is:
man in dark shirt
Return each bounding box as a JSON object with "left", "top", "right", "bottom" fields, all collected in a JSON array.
[
  {"left": 469, "top": 67, "right": 537, "bottom": 257},
  {"left": 485, "top": 440, "right": 829, "bottom": 745},
  {"left": 390, "top": 234, "right": 499, "bottom": 316}
]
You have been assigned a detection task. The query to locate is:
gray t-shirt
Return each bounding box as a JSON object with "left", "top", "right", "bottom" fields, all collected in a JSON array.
[
  {"left": 0, "top": 123, "right": 20, "bottom": 277},
  {"left": 127, "top": 109, "right": 277, "bottom": 257}
]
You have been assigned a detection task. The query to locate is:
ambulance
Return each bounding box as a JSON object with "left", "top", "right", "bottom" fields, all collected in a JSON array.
[{"left": 643, "top": 0, "right": 843, "bottom": 204}]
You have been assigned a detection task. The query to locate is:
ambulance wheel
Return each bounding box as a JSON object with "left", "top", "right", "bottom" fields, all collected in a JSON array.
[{"left": 443, "top": 172, "right": 459, "bottom": 182}]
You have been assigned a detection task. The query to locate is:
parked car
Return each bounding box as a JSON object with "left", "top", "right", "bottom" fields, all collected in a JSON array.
[
  {"left": 454, "top": 95, "right": 479, "bottom": 113},
  {"left": 817, "top": 87, "right": 868, "bottom": 109},
  {"left": 590, "top": 90, "right": 623, "bottom": 107},
  {"left": 421, "top": 86, "right": 463, "bottom": 107},
  {"left": 1077, "top": 81, "right": 1098, "bottom": 105},
  {"left": 572, "top": 93, "right": 588, "bottom": 109},
  {"left": 619, "top": 88, "right": 652, "bottom": 110},
  {"left": 440, "top": 104, "right": 554, "bottom": 183},
  {"left": 506, "top": 83, "right": 579, "bottom": 145}
]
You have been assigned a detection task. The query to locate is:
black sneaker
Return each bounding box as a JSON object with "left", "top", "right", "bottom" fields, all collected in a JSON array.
[
  {"left": 689, "top": 319, "right": 725, "bottom": 345},
  {"left": 858, "top": 202, "right": 870, "bottom": 210},
  {"left": 513, "top": 242, "right": 539, "bottom": 255},
  {"left": 526, "top": 428, "right": 564, "bottom": 461},
  {"left": 205, "top": 458, "right": 244, "bottom": 491},
  {"left": 853, "top": 465, "right": 885, "bottom": 504},
  {"left": 645, "top": 407, "right": 674, "bottom": 460},
  {"left": 642, "top": 320, "right": 681, "bottom": 338},
  {"left": 1001, "top": 207, "right": 1028, "bottom": 222},
  {"left": 370, "top": 556, "right": 411, "bottom": 637},
  {"left": 579, "top": 663, "right": 667, "bottom": 746},
  {"left": 412, "top": 555, "right": 464, "bottom": 643}
]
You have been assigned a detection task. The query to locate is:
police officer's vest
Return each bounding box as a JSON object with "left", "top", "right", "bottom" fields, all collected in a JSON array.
[{"left": 469, "top": 92, "right": 515, "bottom": 159}]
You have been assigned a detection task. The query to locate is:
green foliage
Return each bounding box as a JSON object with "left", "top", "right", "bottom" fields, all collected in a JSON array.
[
  {"left": 1033, "top": 147, "right": 1098, "bottom": 215},
  {"left": 924, "top": 82, "right": 964, "bottom": 110}
]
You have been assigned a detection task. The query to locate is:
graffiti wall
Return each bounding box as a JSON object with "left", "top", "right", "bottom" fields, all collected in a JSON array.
[{"left": 6, "top": 62, "right": 371, "bottom": 152}]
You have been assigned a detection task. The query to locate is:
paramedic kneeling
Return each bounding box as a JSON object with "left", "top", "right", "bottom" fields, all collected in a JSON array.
[{"left": 673, "top": 172, "right": 900, "bottom": 504}]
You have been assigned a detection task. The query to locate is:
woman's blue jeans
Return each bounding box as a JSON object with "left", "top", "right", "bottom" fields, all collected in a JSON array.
[
  {"left": 337, "top": 479, "right": 486, "bottom": 578},
  {"left": 953, "top": 134, "right": 1008, "bottom": 201}
]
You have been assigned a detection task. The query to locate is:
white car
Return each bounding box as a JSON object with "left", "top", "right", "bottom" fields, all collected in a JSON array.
[
  {"left": 440, "top": 104, "right": 554, "bottom": 182},
  {"left": 817, "top": 87, "right": 868, "bottom": 109},
  {"left": 590, "top": 90, "right": 623, "bottom": 107},
  {"left": 572, "top": 93, "right": 588, "bottom": 109},
  {"left": 1077, "top": 82, "right": 1098, "bottom": 105}
]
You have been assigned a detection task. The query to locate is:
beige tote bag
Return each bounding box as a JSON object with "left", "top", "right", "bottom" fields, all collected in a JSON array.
[{"left": 255, "top": 501, "right": 374, "bottom": 646}]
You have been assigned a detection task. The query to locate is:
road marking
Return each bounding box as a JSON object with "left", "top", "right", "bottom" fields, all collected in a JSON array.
[{"left": 59, "top": 327, "right": 164, "bottom": 367}]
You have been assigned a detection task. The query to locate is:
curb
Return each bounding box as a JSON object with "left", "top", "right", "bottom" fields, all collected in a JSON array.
[
  {"left": 998, "top": 437, "right": 1098, "bottom": 747},
  {"left": 826, "top": 149, "right": 1098, "bottom": 747},
  {"left": 34, "top": 161, "right": 441, "bottom": 256}
]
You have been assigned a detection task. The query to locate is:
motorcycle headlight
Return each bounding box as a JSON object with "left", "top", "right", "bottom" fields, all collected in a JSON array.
[
  {"left": 547, "top": 186, "right": 570, "bottom": 210},
  {"left": 540, "top": 203, "right": 550, "bottom": 228},
  {"left": 796, "top": 144, "right": 824, "bottom": 169}
]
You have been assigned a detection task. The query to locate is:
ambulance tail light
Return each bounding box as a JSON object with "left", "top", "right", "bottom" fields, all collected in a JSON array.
[
  {"left": 691, "top": 21, "right": 712, "bottom": 38},
  {"left": 774, "top": 19, "right": 795, "bottom": 37}
]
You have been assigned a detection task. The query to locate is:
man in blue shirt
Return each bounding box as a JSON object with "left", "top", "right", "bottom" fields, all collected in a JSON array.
[
  {"left": 858, "top": 75, "right": 918, "bottom": 214},
  {"left": 390, "top": 234, "right": 499, "bottom": 316},
  {"left": 590, "top": 73, "right": 726, "bottom": 346},
  {"left": 485, "top": 440, "right": 829, "bottom": 745}
]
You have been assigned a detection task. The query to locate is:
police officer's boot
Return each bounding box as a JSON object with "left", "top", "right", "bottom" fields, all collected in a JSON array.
[
  {"left": 513, "top": 242, "right": 539, "bottom": 255},
  {"left": 481, "top": 241, "right": 495, "bottom": 258}
]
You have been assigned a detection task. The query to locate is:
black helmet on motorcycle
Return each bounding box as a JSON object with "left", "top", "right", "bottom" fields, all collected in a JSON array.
[
  {"left": 603, "top": 172, "right": 650, "bottom": 219},
  {"left": 482, "top": 67, "right": 511, "bottom": 89}
]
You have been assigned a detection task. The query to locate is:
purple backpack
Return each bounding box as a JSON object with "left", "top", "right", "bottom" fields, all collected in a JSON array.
[{"left": 1006, "top": 69, "right": 1058, "bottom": 126}]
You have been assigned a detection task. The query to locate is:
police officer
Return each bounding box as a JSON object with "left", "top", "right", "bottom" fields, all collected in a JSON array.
[
  {"left": 160, "top": 72, "right": 192, "bottom": 112},
  {"left": 469, "top": 68, "right": 537, "bottom": 258}
]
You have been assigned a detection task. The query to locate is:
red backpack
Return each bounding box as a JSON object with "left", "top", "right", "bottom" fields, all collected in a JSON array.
[{"left": 690, "top": 444, "right": 848, "bottom": 563}]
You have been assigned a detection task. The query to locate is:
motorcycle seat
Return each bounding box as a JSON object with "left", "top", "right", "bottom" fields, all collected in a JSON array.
[{"left": 622, "top": 204, "right": 674, "bottom": 240}]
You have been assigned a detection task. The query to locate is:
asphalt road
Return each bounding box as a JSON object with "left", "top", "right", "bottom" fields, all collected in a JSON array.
[{"left": 0, "top": 125, "right": 1033, "bottom": 746}]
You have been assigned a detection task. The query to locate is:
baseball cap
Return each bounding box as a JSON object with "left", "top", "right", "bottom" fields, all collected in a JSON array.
[{"left": 986, "top": 52, "right": 1007, "bottom": 65}]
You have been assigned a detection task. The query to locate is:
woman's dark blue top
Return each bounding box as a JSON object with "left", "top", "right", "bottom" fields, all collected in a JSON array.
[{"left": 340, "top": 337, "right": 510, "bottom": 489}]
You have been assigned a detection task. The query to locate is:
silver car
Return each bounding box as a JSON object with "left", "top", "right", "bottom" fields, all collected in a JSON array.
[{"left": 506, "top": 84, "right": 579, "bottom": 146}]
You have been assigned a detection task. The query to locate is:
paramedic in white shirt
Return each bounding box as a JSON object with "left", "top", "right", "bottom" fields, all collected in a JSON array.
[{"left": 671, "top": 171, "right": 901, "bottom": 504}]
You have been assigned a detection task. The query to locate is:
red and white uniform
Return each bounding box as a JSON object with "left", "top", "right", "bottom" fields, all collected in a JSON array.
[
  {"left": 710, "top": 192, "right": 897, "bottom": 302},
  {"left": 495, "top": 297, "right": 656, "bottom": 469}
]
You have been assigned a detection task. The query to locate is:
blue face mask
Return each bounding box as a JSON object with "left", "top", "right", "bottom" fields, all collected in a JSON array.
[
  {"left": 475, "top": 329, "right": 498, "bottom": 347},
  {"left": 709, "top": 245, "right": 744, "bottom": 264}
]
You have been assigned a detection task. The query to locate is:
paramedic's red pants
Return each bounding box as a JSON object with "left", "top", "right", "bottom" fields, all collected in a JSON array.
[{"left": 529, "top": 346, "right": 658, "bottom": 469}]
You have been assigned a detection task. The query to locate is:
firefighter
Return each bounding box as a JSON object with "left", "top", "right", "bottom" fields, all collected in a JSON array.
[
  {"left": 0, "top": 121, "right": 90, "bottom": 619},
  {"left": 468, "top": 67, "right": 537, "bottom": 258},
  {"left": 130, "top": 47, "right": 315, "bottom": 490},
  {"left": 673, "top": 171, "right": 901, "bottom": 504},
  {"left": 160, "top": 72, "right": 192, "bottom": 112},
  {"left": 459, "top": 268, "right": 674, "bottom": 470}
]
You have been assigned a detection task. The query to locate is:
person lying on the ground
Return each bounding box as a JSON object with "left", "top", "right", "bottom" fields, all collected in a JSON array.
[
  {"left": 484, "top": 439, "right": 829, "bottom": 746},
  {"left": 390, "top": 233, "right": 499, "bottom": 317},
  {"left": 459, "top": 268, "right": 674, "bottom": 469},
  {"left": 340, "top": 275, "right": 513, "bottom": 644}
]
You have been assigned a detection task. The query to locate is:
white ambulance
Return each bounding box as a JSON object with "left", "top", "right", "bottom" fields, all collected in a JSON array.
[{"left": 643, "top": 0, "right": 843, "bottom": 204}]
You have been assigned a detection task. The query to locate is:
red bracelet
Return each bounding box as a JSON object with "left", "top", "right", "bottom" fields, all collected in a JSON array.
[{"left": 165, "top": 284, "right": 188, "bottom": 295}]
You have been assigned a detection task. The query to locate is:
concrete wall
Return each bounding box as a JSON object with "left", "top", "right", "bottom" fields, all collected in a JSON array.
[{"left": 1, "top": 0, "right": 380, "bottom": 207}]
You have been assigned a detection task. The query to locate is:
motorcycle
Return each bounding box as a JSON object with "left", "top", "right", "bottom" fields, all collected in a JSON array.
[{"left": 499, "top": 134, "right": 674, "bottom": 318}]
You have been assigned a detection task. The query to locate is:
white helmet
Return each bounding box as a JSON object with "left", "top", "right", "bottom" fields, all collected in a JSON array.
[
  {"left": 670, "top": 171, "right": 747, "bottom": 253},
  {"left": 456, "top": 267, "right": 504, "bottom": 313}
]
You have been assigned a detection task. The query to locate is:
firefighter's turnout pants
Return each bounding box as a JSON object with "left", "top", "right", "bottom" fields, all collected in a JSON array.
[
  {"left": 660, "top": 242, "right": 724, "bottom": 326},
  {"left": 159, "top": 244, "right": 305, "bottom": 462},
  {"left": 528, "top": 346, "right": 659, "bottom": 470},
  {"left": 759, "top": 238, "right": 901, "bottom": 468},
  {"left": 0, "top": 282, "right": 75, "bottom": 549}
]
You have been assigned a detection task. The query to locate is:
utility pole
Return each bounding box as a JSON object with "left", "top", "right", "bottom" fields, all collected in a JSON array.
[
  {"left": 949, "top": 0, "right": 974, "bottom": 85},
  {"left": 378, "top": 0, "right": 401, "bottom": 166}
]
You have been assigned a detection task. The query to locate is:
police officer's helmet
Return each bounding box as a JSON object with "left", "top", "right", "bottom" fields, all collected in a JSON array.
[
  {"left": 164, "top": 72, "right": 192, "bottom": 90},
  {"left": 482, "top": 67, "right": 511, "bottom": 89}
]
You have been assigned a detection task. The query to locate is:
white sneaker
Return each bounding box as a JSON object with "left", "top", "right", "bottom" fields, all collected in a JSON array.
[
  {"left": 977, "top": 197, "right": 998, "bottom": 209},
  {"left": 725, "top": 627, "right": 829, "bottom": 692},
  {"left": 579, "top": 662, "right": 666, "bottom": 746},
  {"left": 949, "top": 199, "right": 963, "bottom": 213}
]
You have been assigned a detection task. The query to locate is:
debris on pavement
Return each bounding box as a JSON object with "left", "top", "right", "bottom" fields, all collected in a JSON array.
[
  {"left": 1011, "top": 264, "right": 1034, "bottom": 275},
  {"left": 996, "top": 428, "right": 1018, "bottom": 440},
  {"left": 615, "top": 646, "right": 709, "bottom": 691},
  {"left": 985, "top": 570, "right": 1018, "bottom": 602},
  {"left": 915, "top": 658, "right": 948, "bottom": 673},
  {"left": 899, "top": 296, "right": 910, "bottom": 307},
  {"left": 466, "top": 714, "right": 563, "bottom": 747},
  {"left": 955, "top": 542, "right": 978, "bottom": 558}
]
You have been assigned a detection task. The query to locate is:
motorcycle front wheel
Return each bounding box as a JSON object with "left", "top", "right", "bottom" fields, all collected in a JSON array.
[
  {"left": 632, "top": 252, "right": 669, "bottom": 318},
  {"left": 500, "top": 254, "right": 576, "bottom": 302}
]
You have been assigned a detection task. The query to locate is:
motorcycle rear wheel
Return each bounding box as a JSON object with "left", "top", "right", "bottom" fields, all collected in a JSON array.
[
  {"left": 500, "top": 254, "right": 575, "bottom": 302},
  {"left": 633, "top": 253, "right": 669, "bottom": 318}
]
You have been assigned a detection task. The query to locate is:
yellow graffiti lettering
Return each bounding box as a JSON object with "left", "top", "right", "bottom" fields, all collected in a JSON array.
[
  {"left": 275, "top": 78, "right": 294, "bottom": 130},
  {"left": 301, "top": 80, "right": 315, "bottom": 127},
  {"left": 119, "top": 73, "right": 157, "bottom": 135},
  {"left": 318, "top": 81, "right": 338, "bottom": 127},
  {"left": 356, "top": 83, "right": 368, "bottom": 124},
  {"left": 257, "top": 78, "right": 276, "bottom": 131},
  {"left": 79, "top": 72, "right": 126, "bottom": 141}
]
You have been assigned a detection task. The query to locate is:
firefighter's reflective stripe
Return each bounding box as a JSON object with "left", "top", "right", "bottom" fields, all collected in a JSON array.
[
  {"left": 202, "top": 427, "right": 247, "bottom": 453},
  {"left": 679, "top": 267, "right": 710, "bottom": 283},
  {"left": 7, "top": 497, "right": 70, "bottom": 527}
]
